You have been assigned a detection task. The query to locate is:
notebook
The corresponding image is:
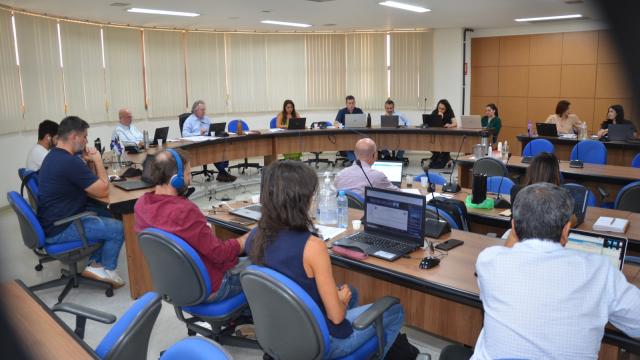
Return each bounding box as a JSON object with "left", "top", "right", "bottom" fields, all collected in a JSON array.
[
  {"left": 151, "top": 127, "right": 169, "bottom": 146},
  {"left": 208, "top": 122, "right": 227, "bottom": 137},
  {"left": 230, "top": 204, "right": 262, "bottom": 221},
  {"left": 593, "top": 216, "right": 629, "bottom": 233},
  {"left": 380, "top": 115, "right": 399, "bottom": 128},
  {"left": 113, "top": 154, "right": 156, "bottom": 191},
  {"left": 422, "top": 114, "right": 444, "bottom": 128},
  {"left": 536, "top": 123, "right": 558, "bottom": 137},
  {"left": 371, "top": 161, "right": 403, "bottom": 187},
  {"left": 607, "top": 124, "right": 635, "bottom": 141},
  {"left": 459, "top": 115, "right": 482, "bottom": 129},
  {"left": 566, "top": 229, "right": 628, "bottom": 270},
  {"left": 287, "top": 117, "right": 307, "bottom": 130},
  {"left": 344, "top": 113, "right": 367, "bottom": 128}
]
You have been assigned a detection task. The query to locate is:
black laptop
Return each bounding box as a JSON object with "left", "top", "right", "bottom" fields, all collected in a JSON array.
[
  {"left": 607, "top": 124, "right": 635, "bottom": 141},
  {"left": 209, "top": 122, "right": 228, "bottom": 137},
  {"left": 113, "top": 154, "right": 155, "bottom": 191},
  {"left": 333, "top": 187, "right": 426, "bottom": 261},
  {"left": 422, "top": 114, "right": 444, "bottom": 128},
  {"left": 381, "top": 115, "right": 399, "bottom": 128},
  {"left": 150, "top": 127, "right": 169, "bottom": 145},
  {"left": 536, "top": 123, "right": 559, "bottom": 137},
  {"left": 287, "top": 117, "right": 307, "bottom": 130}
]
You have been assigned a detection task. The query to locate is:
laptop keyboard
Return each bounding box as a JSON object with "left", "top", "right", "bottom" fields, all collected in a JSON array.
[
  {"left": 349, "top": 233, "right": 416, "bottom": 254},
  {"left": 245, "top": 205, "right": 261, "bottom": 212}
]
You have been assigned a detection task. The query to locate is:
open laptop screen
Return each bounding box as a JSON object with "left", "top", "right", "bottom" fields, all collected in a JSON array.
[
  {"left": 364, "top": 188, "right": 425, "bottom": 246},
  {"left": 371, "top": 161, "right": 403, "bottom": 185},
  {"left": 566, "top": 229, "right": 627, "bottom": 270}
]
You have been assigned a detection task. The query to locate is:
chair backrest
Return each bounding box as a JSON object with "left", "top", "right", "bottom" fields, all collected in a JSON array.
[
  {"left": 340, "top": 189, "right": 364, "bottom": 210},
  {"left": 240, "top": 265, "right": 329, "bottom": 360},
  {"left": 632, "top": 153, "right": 640, "bottom": 168},
  {"left": 95, "top": 292, "right": 162, "bottom": 360},
  {"left": 18, "top": 168, "right": 40, "bottom": 209},
  {"left": 7, "top": 191, "right": 46, "bottom": 250},
  {"left": 615, "top": 181, "right": 640, "bottom": 212},
  {"left": 413, "top": 172, "right": 447, "bottom": 186},
  {"left": 570, "top": 140, "right": 607, "bottom": 165},
  {"left": 562, "top": 183, "right": 597, "bottom": 207},
  {"left": 138, "top": 228, "right": 211, "bottom": 306},
  {"left": 228, "top": 119, "right": 249, "bottom": 133},
  {"left": 522, "top": 138, "right": 554, "bottom": 157},
  {"left": 425, "top": 205, "right": 459, "bottom": 230},
  {"left": 486, "top": 176, "right": 515, "bottom": 195},
  {"left": 472, "top": 157, "right": 508, "bottom": 177},
  {"left": 161, "top": 338, "right": 232, "bottom": 360},
  {"left": 270, "top": 117, "right": 277, "bottom": 129},
  {"left": 178, "top": 113, "right": 191, "bottom": 135}
]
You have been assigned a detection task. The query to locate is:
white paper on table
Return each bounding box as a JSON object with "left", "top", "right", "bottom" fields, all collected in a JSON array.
[
  {"left": 166, "top": 138, "right": 180, "bottom": 142},
  {"left": 315, "top": 225, "right": 347, "bottom": 241},
  {"left": 429, "top": 191, "right": 454, "bottom": 199},
  {"left": 268, "top": 128, "right": 285, "bottom": 132},
  {"left": 400, "top": 188, "right": 421, "bottom": 195},
  {"left": 179, "top": 136, "right": 214, "bottom": 142}
]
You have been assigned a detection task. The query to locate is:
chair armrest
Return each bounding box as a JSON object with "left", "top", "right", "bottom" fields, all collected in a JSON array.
[
  {"left": 53, "top": 211, "right": 97, "bottom": 227},
  {"left": 352, "top": 296, "right": 399, "bottom": 330},
  {"left": 53, "top": 302, "right": 116, "bottom": 324}
]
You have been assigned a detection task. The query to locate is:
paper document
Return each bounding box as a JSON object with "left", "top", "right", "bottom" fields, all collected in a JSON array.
[
  {"left": 268, "top": 128, "right": 285, "bottom": 132},
  {"left": 400, "top": 188, "right": 421, "bottom": 195},
  {"left": 179, "top": 136, "right": 213, "bottom": 142},
  {"left": 315, "top": 225, "right": 347, "bottom": 241},
  {"left": 593, "top": 217, "right": 629, "bottom": 233}
]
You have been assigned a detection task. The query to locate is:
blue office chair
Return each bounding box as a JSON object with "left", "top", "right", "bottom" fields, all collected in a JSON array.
[
  {"left": 53, "top": 292, "right": 162, "bottom": 359},
  {"left": 227, "top": 119, "right": 262, "bottom": 174},
  {"left": 425, "top": 205, "right": 459, "bottom": 230},
  {"left": 240, "top": 264, "right": 400, "bottom": 360},
  {"left": 161, "top": 338, "right": 233, "bottom": 360},
  {"left": 7, "top": 191, "right": 114, "bottom": 303},
  {"left": 18, "top": 168, "right": 40, "bottom": 209},
  {"left": 307, "top": 121, "right": 335, "bottom": 168},
  {"left": 570, "top": 140, "right": 607, "bottom": 165},
  {"left": 522, "top": 139, "right": 554, "bottom": 158},
  {"left": 339, "top": 189, "right": 365, "bottom": 210},
  {"left": 562, "top": 183, "right": 597, "bottom": 207},
  {"left": 138, "top": 228, "right": 255, "bottom": 348},
  {"left": 414, "top": 172, "right": 447, "bottom": 186},
  {"left": 632, "top": 153, "right": 640, "bottom": 168},
  {"left": 270, "top": 116, "right": 278, "bottom": 129},
  {"left": 614, "top": 181, "right": 640, "bottom": 212},
  {"left": 487, "top": 176, "right": 515, "bottom": 195}
]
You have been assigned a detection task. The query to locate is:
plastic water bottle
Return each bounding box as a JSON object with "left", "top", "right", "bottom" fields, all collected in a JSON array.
[
  {"left": 317, "top": 172, "right": 337, "bottom": 225},
  {"left": 527, "top": 119, "right": 532, "bottom": 137},
  {"left": 497, "top": 142, "right": 503, "bottom": 158},
  {"left": 502, "top": 141, "right": 509, "bottom": 161},
  {"left": 337, "top": 191, "right": 349, "bottom": 228}
]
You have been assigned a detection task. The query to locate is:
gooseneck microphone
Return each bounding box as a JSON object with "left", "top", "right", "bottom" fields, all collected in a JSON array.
[
  {"left": 569, "top": 139, "right": 584, "bottom": 168},
  {"left": 356, "top": 160, "right": 374, "bottom": 189},
  {"left": 423, "top": 165, "right": 452, "bottom": 240},
  {"left": 442, "top": 135, "right": 466, "bottom": 193},
  {"left": 494, "top": 153, "right": 512, "bottom": 209}
]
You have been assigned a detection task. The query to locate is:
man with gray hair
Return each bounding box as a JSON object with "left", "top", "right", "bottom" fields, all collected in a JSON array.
[
  {"left": 334, "top": 138, "right": 398, "bottom": 197},
  {"left": 472, "top": 183, "right": 640, "bottom": 360},
  {"left": 112, "top": 108, "right": 143, "bottom": 148},
  {"left": 182, "top": 100, "right": 236, "bottom": 182}
]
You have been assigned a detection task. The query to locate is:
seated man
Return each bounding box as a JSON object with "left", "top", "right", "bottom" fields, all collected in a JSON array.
[
  {"left": 473, "top": 183, "right": 640, "bottom": 360},
  {"left": 26, "top": 119, "right": 59, "bottom": 171},
  {"left": 38, "top": 116, "right": 125, "bottom": 287},
  {"left": 335, "top": 138, "right": 399, "bottom": 197},
  {"left": 183, "top": 100, "right": 236, "bottom": 183},
  {"left": 334, "top": 95, "right": 364, "bottom": 163},
  {"left": 112, "top": 108, "right": 144, "bottom": 148},
  {"left": 134, "top": 148, "right": 248, "bottom": 302},
  {"left": 379, "top": 99, "right": 409, "bottom": 161}
]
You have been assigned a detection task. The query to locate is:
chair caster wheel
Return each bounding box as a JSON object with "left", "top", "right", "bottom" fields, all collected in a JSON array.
[
  {"left": 105, "top": 288, "right": 114, "bottom": 297},
  {"left": 35, "top": 264, "right": 43, "bottom": 271}
]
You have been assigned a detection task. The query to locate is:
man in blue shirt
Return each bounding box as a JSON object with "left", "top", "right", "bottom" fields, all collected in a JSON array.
[
  {"left": 38, "top": 116, "right": 125, "bottom": 288},
  {"left": 334, "top": 95, "right": 364, "bottom": 127},
  {"left": 112, "top": 108, "right": 144, "bottom": 147},
  {"left": 380, "top": 99, "right": 410, "bottom": 161},
  {"left": 183, "top": 100, "right": 236, "bottom": 183}
]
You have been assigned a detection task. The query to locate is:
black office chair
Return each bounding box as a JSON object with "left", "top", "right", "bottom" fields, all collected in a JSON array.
[
  {"left": 472, "top": 157, "right": 508, "bottom": 177},
  {"left": 438, "top": 344, "right": 473, "bottom": 360},
  {"left": 179, "top": 112, "right": 217, "bottom": 181},
  {"left": 614, "top": 181, "right": 640, "bottom": 212},
  {"left": 227, "top": 120, "right": 263, "bottom": 174},
  {"left": 306, "top": 121, "right": 335, "bottom": 168}
]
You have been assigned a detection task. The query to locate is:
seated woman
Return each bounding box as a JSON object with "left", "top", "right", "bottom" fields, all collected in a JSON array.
[
  {"left": 596, "top": 104, "right": 637, "bottom": 139},
  {"left": 429, "top": 99, "right": 457, "bottom": 168},
  {"left": 245, "top": 161, "right": 404, "bottom": 358},
  {"left": 481, "top": 103, "right": 502, "bottom": 144},
  {"left": 545, "top": 100, "right": 583, "bottom": 135},
  {"left": 277, "top": 99, "right": 303, "bottom": 161}
]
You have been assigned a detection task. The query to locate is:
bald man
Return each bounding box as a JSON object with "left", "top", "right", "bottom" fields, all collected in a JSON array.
[
  {"left": 112, "top": 108, "right": 144, "bottom": 148},
  {"left": 334, "top": 138, "right": 399, "bottom": 197}
]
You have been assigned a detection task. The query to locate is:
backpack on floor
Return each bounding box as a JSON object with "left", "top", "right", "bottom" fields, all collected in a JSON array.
[{"left": 384, "top": 333, "right": 419, "bottom": 360}]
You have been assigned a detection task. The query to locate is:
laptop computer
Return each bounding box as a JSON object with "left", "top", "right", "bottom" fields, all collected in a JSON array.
[
  {"left": 607, "top": 124, "right": 635, "bottom": 141},
  {"left": 344, "top": 113, "right": 367, "bottom": 128},
  {"left": 422, "top": 114, "right": 445, "bottom": 128},
  {"left": 287, "top": 117, "right": 307, "bottom": 130},
  {"left": 566, "top": 229, "right": 628, "bottom": 270},
  {"left": 151, "top": 127, "right": 169, "bottom": 145},
  {"left": 333, "top": 187, "right": 426, "bottom": 261},
  {"left": 380, "top": 115, "right": 399, "bottom": 128},
  {"left": 459, "top": 115, "right": 482, "bottom": 129},
  {"left": 113, "top": 154, "right": 156, "bottom": 191},
  {"left": 562, "top": 185, "right": 589, "bottom": 226},
  {"left": 208, "top": 122, "right": 227, "bottom": 137},
  {"left": 230, "top": 204, "right": 262, "bottom": 221},
  {"left": 536, "top": 123, "right": 559, "bottom": 137},
  {"left": 371, "top": 161, "right": 403, "bottom": 187}
]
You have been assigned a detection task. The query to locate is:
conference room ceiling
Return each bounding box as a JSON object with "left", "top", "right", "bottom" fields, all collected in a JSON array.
[{"left": 2, "top": 0, "right": 602, "bottom": 31}]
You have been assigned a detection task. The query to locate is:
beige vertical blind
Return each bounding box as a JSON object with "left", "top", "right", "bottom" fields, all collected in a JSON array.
[
  {"left": 345, "top": 33, "right": 387, "bottom": 110},
  {"left": 226, "top": 34, "right": 269, "bottom": 113},
  {"left": 265, "top": 34, "right": 307, "bottom": 112},
  {"left": 390, "top": 32, "right": 433, "bottom": 109},
  {"left": 185, "top": 32, "right": 227, "bottom": 114},
  {"left": 15, "top": 14, "right": 65, "bottom": 129},
  {"left": 0, "top": 11, "right": 23, "bottom": 133},
  {"left": 103, "top": 27, "right": 145, "bottom": 119},
  {"left": 60, "top": 21, "right": 107, "bottom": 123},
  {"left": 305, "top": 34, "right": 346, "bottom": 111}
]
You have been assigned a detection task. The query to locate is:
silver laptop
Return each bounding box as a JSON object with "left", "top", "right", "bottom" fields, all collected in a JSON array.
[
  {"left": 459, "top": 115, "right": 482, "bottom": 129},
  {"left": 230, "top": 204, "right": 262, "bottom": 221},
  {"left": 371, "top": 161, "right": 403, "bottom": 187},
  {"left": 344, "top": 113, "right": 367, "bottom": 128},
  {"left": 567, "top": 229, "right": 628, "bottom": 270}
]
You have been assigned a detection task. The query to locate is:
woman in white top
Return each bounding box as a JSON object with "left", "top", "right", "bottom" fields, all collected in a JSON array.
[{"left": 544, "top": 100, "right": 583, "bottom": 134}]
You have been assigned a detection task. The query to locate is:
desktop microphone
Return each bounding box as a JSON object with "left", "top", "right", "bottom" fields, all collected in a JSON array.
[
  {"left": 494, "top": 153, "right": 512, "bottom": 209},
  {"left": 569, "top": 139, "right": 584, "bottom": 168},
  {"left": 424, "top": 166, "right": 451, "bottom": 239},
  {"left": 442, "top": 135, "right": 466, "bottom": 193},
  {"left": 355, "top": 160, "right": 374, "bottom": 189}
]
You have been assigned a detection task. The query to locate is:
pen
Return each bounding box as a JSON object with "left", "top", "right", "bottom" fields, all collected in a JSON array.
[{"left": 609, "top": 218, "right": 615, "bottom": 225}]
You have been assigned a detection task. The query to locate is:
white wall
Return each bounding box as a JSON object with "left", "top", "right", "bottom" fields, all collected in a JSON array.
[{"left": 432, "top": 28, "right": 464, "bottom": 117}]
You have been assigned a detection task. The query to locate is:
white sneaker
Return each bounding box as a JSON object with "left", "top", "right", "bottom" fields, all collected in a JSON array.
[
  {"left": 81, "top": 266, "right": 109, "bottom": 282},
  {"left": 105, "top": 269, "right": 125, "bottom": 288}
]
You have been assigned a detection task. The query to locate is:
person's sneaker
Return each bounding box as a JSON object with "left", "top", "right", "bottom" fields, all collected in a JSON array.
[
  {"left": 81, "top": 265, "right": 109, "bottom": 282},
  {"left": 105, "top": 270, "right": 126, "bottom": 288}
]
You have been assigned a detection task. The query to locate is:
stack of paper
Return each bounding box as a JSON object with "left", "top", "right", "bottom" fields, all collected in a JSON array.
[{"left": 593, "top": 217, "right": 629, "bottom": 233}]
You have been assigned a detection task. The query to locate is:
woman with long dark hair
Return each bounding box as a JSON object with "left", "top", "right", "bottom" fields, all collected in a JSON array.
[
  {"left": 481, "top": 103, "right": 502, "bottom": 143},
  {"left": 245, "top": 161, "right": 404, "bottom": 358},
  {"left": 510, "top": 151, "right": 562, "bottom": 204},
  {"left": 276, "top": 99, "right": 302, "bottom": 160},
  {"left": 429, "top": 99, "right": 457, "bottom": 168},
  {"left": 597, "top": 104, "right": 637, "bottom": 139},
  {"left": 545, "top": 100, "right": 583, "bottom": 134}
]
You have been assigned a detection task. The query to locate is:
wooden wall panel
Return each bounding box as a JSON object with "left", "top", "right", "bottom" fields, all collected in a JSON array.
[
  {"left": 560, "top": 64, "right": 597, "bottom": 98},
  {"left": 498, "top": 66, "right": 528, "bottom": 97},
  {"left": 471, "top": 67, "right": 499, "bottom": 97},
  {"left": 499, "top": 126, "right": 523, "bottom": 153},
  {"left": 498, "top": 97, "right": 527, "bottom": 127},
  {"left": 528, "top": 65, "right": 561, "bottom": 98},
  {"left": 529, "top": 33, "right": 563, "bottom": 65},
  {"left": 470, "top": 97, "right": 499, "bottom": 116},
  {"left": 562, "top": 31, "right": 598, "bottom": 65},
  {"left": 597, "top": 31, "right": 621, "bottom": 64},
  {"left": 596, "top": 63, "right": 633, "bottom": 99},
  {"left": 499, "top": 36, "right": 530, "bottom": 66},
  {"left": 471, "top": 37, "right": 500, "bottom": 67},
  {"left": 527, "top": 98, "right": 559, "bottom": 123}
]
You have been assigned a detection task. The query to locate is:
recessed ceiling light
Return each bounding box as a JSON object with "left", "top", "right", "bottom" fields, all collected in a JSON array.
[
  {"left": 261, "top": 20, "right": 312, "bottom": 28},
  {"left": 127, "top": 8, "right": 200, "bottom": 17},
  {"left": 515, "top": 14, "right": 582, "bottom": 22},
  {"left": 378, "top": 1, "right": 431, "bottom": 13}
]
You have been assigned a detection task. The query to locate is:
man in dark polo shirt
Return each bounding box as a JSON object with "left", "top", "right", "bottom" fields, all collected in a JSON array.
[
  {"left": 334, "top": 95, "right": 364, "bottom": 127},
  {"left": 38, "top": 116, "right": 125, "bottom": 287}
]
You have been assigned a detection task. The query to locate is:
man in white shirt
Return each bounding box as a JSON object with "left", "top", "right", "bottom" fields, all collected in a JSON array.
[
  {"left": 334, "top": 138, "right": 399, "bottom": 197},
  {"left": 112, "top": 108, "right": 144, "bottom": 147},
  {"left": 472, "top": 183, "right": 640, "bottom": 360},
  {"left": 26, "top": 120, "right": 59, "bottom": 171},
  {"left": 381, "top": 99, "right": 410, "bottom": 161}
]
